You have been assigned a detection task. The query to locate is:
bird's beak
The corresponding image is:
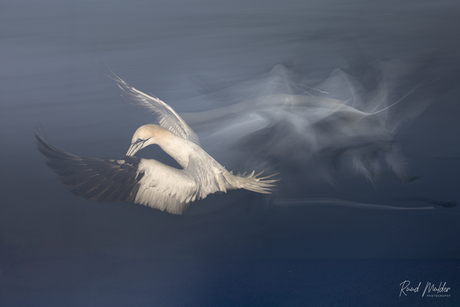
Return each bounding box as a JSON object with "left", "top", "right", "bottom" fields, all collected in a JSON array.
[{"left": 126, "top": 142, "right": 143, "bottom": 156}]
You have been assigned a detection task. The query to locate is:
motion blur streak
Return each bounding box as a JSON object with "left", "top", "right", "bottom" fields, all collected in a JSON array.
[
  {"left": 273, "top": 198, "right": 434, "bottom": 210},
  {"left": 181, "top": 61, "right": 438, "bottom": 183}
]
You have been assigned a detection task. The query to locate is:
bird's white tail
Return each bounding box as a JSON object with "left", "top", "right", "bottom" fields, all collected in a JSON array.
[{"left": 231, "top": 170, "right": 279, "bottom": 194}]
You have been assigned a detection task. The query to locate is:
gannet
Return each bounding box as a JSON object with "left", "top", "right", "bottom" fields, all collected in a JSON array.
[{"left": 36, "top": 77, "right": 277, "bottom": 215}]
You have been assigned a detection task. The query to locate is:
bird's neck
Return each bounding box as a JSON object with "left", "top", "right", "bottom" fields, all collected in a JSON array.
[{"left": 156, "top": 136, "right": 192, "bottom": 169}]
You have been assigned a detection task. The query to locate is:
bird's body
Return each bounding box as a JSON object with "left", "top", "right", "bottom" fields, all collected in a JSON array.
[
  {"left": 125, "top": 124, "right": 274, "bottom": 213},
  {"left": 37, "top": 77, "right": 277, "bottom": 214}
]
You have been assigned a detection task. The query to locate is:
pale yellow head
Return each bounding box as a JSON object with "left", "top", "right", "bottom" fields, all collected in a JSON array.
[{"left": 126, "top": 124, "right": 172, "bottom": 156}]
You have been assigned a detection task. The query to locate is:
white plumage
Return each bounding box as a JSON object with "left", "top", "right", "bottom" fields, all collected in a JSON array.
[
  {"left": 124, "top": 124, "right": 276, "bottom": 214},
  {"left": 36, "top": 76, "right": 277, "bottom": 214}
]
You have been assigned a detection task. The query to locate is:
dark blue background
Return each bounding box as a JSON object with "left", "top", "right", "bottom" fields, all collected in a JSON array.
[{"left": 1, "top": 0, "right": 459, "bottom": 306}]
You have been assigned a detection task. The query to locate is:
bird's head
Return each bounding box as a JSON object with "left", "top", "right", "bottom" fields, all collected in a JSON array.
[{"left": 126, "top": 124, "right": 171, "bottom": 156}]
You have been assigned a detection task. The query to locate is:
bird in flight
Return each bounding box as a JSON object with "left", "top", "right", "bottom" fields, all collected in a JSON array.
[{"left": 36, "top": 75, "right": 277, "bottom": 214}]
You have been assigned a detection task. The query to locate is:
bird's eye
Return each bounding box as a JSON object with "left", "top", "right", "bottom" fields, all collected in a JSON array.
[{"left": 137, "top": 138, "right": 142, "bottom": 143}]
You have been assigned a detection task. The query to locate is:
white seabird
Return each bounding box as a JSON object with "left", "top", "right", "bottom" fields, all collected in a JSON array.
[{"left": 36, "top": 77, "right": 277, "bottom": 215}]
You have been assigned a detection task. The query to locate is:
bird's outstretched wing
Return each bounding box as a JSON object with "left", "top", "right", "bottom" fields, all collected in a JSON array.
[
  {"left": 111, "top": 74, "right": 201, "bottom": 146},
  {"left": 36, "top": 135, "right": 199, "bottom": 214}
]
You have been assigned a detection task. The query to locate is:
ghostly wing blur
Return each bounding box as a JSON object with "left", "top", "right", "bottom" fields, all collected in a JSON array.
[
  {"left": 36, "top": 134, "right": 199, "bottom": 214},
  {"left": 176, "top": 63, "right": 436, "bottom": 181},
  {"left": 111, "top": 74, "right": 201, "bottom": 146}
]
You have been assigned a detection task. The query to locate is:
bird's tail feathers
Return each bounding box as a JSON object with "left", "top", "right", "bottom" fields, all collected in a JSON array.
[{"left": 232, "top": 170, "right": 279, "bottom": 194}]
